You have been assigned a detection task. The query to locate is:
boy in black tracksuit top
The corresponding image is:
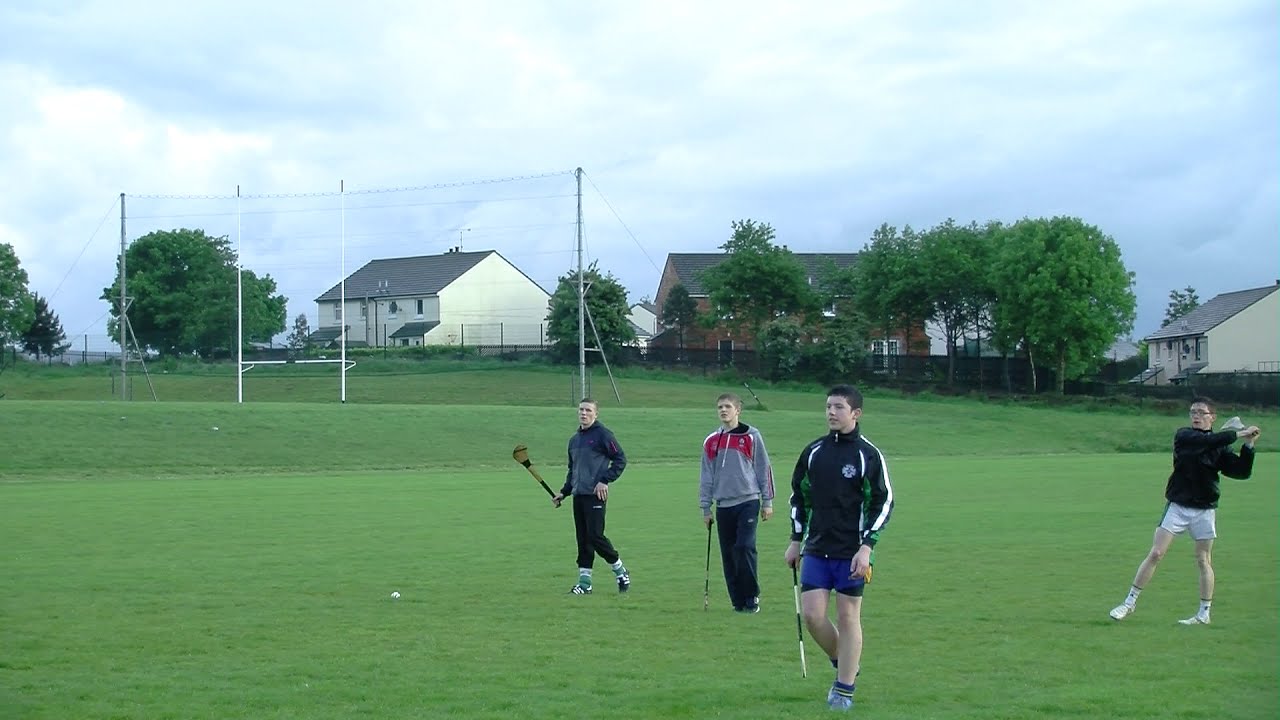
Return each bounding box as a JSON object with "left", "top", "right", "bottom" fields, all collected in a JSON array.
[
  {"left": 552, "top": 398, "right": 631, "bottom": 595},
  {"left": 785, "top": 384, "right": 893, "bottom": 712},
  {"left": 1109, "top": 396, "right": 1259, "bottom": 624}
]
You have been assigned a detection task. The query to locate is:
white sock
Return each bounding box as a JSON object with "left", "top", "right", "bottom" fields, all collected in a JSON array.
[
  {"left": 1125, "top": 587, "right": 1141, "bottom": 606},
  {"left": 611, "top": 559, "right": 625, "bottom": 575},
  {"left": 578, "top": 568, "right": 592, "bottom": 580},
  {"left": 1199, "top": 599, "right": 1212, "bottom": 614}
]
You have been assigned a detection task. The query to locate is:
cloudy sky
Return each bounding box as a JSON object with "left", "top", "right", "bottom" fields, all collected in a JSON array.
[{"left": 1, "top": 0, "right": 1275, "bottom": 349}]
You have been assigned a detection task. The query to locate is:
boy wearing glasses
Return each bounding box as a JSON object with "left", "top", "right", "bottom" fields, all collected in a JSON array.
[{"left": 1109, "top": 397, "right": 1259, "bottom": 625}]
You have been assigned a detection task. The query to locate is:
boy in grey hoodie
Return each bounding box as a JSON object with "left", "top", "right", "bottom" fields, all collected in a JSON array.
[{"left": 699, "top": 393, "right": 775, "bottom": 612}]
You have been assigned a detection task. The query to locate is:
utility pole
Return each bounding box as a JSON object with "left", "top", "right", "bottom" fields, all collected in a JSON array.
[
  {"left": 575, "top": 167, "right": 586, "bottom": 399},
  {"left": 119, "top": 192, "right": 127, "bottom": 400}
]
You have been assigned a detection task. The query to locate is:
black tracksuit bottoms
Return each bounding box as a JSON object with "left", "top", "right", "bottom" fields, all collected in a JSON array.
[
  {"left": 716, "top": 499, "right": 760, "bottom": 609},
  {"left": 572, "top": 493, "right": 620, "bottom": 568}
]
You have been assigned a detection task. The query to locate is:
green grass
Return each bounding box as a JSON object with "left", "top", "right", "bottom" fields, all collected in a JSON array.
[{"left": 1, "top": 369, "right": 1276, "bottom": 719}]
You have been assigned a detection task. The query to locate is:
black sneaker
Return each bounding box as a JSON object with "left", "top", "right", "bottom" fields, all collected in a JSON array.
[
  {"left": 616, "top": 572, "right": 630, "bottom": 593},
  {"left": 568, "top": 584, "right": 591, "bottom": 595}
]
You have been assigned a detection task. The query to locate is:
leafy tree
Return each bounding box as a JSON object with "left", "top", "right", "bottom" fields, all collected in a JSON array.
[
  {"left": 100, "top": 229, "right": 287, "bottom": 357},
  {"left": 21, "top": 293, "right": 68, "bottom": 358},
  {"left": 991, "top": 217, "right": 1136, "bottom": 393},
  {"left": 842, "top": 224, "right": 929, "bottom": 355},
  {"left": 286, "top": 313, "right": 312, "bottom": 351},
  {"left": 918, "top": 219, "right": 996, "bottom": 385},
  {"left": 806, "top": 304, "right": 871, "bottom": 384},
  {"left": 698, "top": 219, "right": 818, "bottom": 341},
  {"left": 0, "top": 243, "right": 35, "bottom": 347},
  {"left": 660, "top": 283, "right": 700, "bottom": 350},
  {"left": 1162, "top": 286, "right": 1200, "bottom": 327},
  {"left": 545, "top": 262, "right": 636, "bottom": 362},
  {"left": 756, "top": 316, "right": 805, "bottom": 381}
]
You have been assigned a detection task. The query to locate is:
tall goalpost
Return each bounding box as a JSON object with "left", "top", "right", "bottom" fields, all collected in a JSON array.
[{"left": 233, "top": 182, "right": 355, "bottom": 403}]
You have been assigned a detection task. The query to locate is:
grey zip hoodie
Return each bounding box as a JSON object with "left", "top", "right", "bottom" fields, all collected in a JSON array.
[{"left": 699, "top": 422, "right": 774, "bottom": 517}]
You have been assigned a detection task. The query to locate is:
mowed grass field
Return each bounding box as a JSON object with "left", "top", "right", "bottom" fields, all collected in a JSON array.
[{"left": 1, "top": 367, "right": 1276, "bottom": 719}]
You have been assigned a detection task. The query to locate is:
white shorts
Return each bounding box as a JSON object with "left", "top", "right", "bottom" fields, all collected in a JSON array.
[{"left": 1159, "top": 502, "right": 1217, "bottom": 541}]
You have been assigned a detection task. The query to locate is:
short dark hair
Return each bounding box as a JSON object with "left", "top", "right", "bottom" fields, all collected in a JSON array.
[
  {"left": 579, "top": 397, "right": 598, "bottom": 409},
  {"left": 827, "top": 384, "right": 864, "bottom": 410},
  {"left": 716, "top": 392, "right": 743, "bottom": 408},
  {"left": 1190, "top": 396, "right": 1215, "bottom": 413}
]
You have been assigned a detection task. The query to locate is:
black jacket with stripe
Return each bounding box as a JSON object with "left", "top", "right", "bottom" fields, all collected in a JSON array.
[{"left": 789, "top": 426, "right": 894, "bottom": 558}]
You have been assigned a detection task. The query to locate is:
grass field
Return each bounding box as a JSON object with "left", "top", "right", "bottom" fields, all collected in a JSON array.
[{"left": 1, "top": 367, "right": 1276, "bottom": 719}]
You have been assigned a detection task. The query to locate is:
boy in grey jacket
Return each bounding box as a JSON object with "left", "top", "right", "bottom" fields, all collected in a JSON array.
[{"left": 699, "top": 393, "right": 775, "bottom": 612}]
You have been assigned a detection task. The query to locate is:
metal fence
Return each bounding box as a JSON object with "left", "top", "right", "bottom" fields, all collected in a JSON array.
[{"left": 6, "top": 342, "right": 1275, "bottom": 407}]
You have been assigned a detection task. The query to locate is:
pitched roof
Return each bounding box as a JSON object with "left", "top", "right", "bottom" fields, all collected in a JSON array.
[
  {"left": 307, "top": 327, "right": 344, "bottom": 343},
  {"left": 314, "top": 250, "right": 493, "bottom": 302},
  {"left": 665, "top": 252, "right": 860, "bottom": 296},
  {"left": 1144, "top": 284, "right": 1278, "bottom": 341},
  {"left": 389, "top": 320, "right": 441, "bottom": 339},
  {"left": 628, "top": 319, "right": 652, "bottom": 339}
]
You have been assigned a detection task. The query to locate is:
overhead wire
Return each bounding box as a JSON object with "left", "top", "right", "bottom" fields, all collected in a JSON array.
[{"left": 48, "top": 197, "right": 119, "bottom": 303}]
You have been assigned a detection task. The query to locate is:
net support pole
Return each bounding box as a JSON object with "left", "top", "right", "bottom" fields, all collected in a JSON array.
[
  {"left": 236, "top": 185, "right": 244, "bottom": 403},
  {"left": 119, "top": 192, "right": 127, "bottom": 400},
  {"left": 340, "top": 179, "right": 347, "bottom": 403},
  {"left": 575, "top": 167, "right": 586, "bottom": 400}
]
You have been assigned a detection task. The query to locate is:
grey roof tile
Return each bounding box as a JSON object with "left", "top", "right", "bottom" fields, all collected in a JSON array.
[
  {"left": 389, "top": 320, "right": 441, "bottom": 339},
  {"left": 314, "top": 250, "right": 493, "bottom": 302},
  {"left": 667, "top": 252, "right": 860, "bottom": 296},
  {"left": 1145, "top": 284, "right": 1278, "bottom": 341}
]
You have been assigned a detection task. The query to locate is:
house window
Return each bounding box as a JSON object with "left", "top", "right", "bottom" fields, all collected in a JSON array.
[
  {"left": 415, "top": 299, "right": 424, "bottom": 318},
  {"left": 401, "top": 338, "right": 410, "bottom": 347},
  {"left": 871, "top": 340, "right": 900, "bottom": 356},
  {"left": 332, "top": 302, "right": 341, "bottom": 321},
  {"left": 1197, "top": 338, "right": 1207, "bottom": 362},
  {"left": 823, "top": 301, "right": 837, "bottom": 318},
  {"left": 388, "top": 301, "right": 398, "bottom": 319},
  {"left": 359, "top": 301, "right": 367, "bottom": 319}
]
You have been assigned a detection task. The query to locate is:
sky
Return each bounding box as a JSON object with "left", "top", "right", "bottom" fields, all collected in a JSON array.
[{"left": 1, "top": 0, "right": 1276, "bottom": 350}]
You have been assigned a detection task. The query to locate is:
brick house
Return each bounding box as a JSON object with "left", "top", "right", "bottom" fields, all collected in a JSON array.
[{"left": 649, "top": 252, "right": 929, "bottom": 361}]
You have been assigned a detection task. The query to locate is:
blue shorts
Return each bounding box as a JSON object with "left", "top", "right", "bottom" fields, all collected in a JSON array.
[{"left": 799, "top": 556, "right": 866, "bottom": 597}]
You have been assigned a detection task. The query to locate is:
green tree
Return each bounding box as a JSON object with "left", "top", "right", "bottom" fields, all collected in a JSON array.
[
  {"left": 0, "top": 243, "right": 35, "bottom": 347},
  {"left": 1162, "top": 286, "right": 1200, "bottom": 327},
  {"left": 991, "top": 217, "right": 1137, "bottom": 393},
  {"left": 843, "top": 224, "right": 929, "bottom": 356},
  {"left": 699, "top": 219, "right": 818, "bottom": 341},
  {"left": 286, "top": 313, "right": 312, "bottom": 351},
  {"left": 544, "top": 263, "right": 636, "bottom": 362},
  {"left": 918, "top": 219, "right": 995, "bottom": 384},
  {"left": 659, "top": 283, "right": 700, "bottom": 350},
  {"left": 21, "top": 293, "right": 68, "bottom": 358},
  {"left": 100, "top": 229, "right": 287, "bottom": 357},
  {"left": 756, "top": 316, "right": 805, "bottom": 381}
]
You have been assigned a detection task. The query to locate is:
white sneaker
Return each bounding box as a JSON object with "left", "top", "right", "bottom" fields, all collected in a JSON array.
[
  {"left": 1109, "top": 603, "right": 1135, "bottom": 620},
  {"left": 1177, "top": 612, "right": 1210, "bottom": 625}
]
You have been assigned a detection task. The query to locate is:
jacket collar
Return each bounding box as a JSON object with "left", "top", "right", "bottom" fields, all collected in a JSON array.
[{"left": 829, "top": 426, "right": 861, "bottom": 443}]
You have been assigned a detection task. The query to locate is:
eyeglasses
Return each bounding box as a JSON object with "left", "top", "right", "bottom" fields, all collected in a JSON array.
[{"left": 1189, "top": 410, "right": 1213, "bottom": 416}]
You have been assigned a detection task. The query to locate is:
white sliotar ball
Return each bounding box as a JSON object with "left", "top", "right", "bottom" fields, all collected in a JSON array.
[{"left": 391, "top": 591, "right": 400, "bottom": 599}]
